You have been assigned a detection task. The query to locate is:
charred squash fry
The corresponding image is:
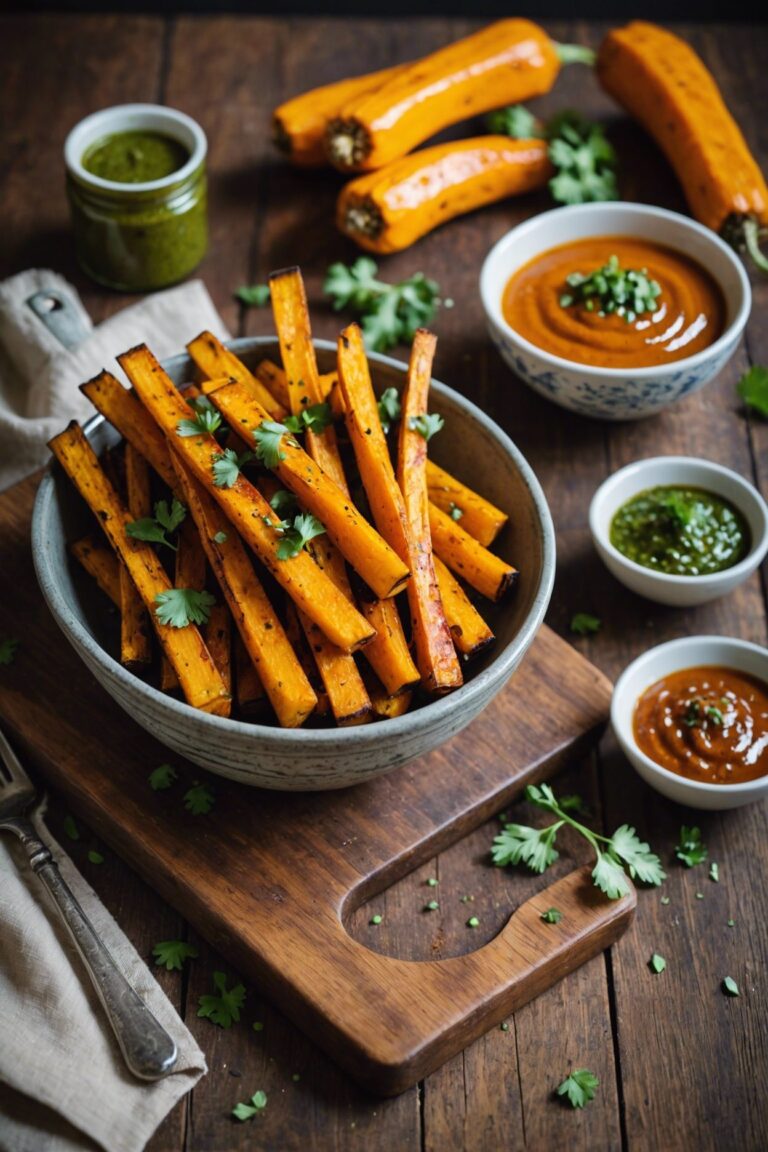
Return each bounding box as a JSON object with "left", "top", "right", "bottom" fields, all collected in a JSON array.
[
  {"left": 254, "top": 358, "right": 337, "bottom": 414},
  {"left": 205, "top": 600, "right": 232, "bottom": 696},
  {"left": 186, "top": 331, "right": 287, "bottom": 420},
  {"left": 118, "top": 344, "right": 374, "bottom": 654},
  {"left": 338, "top": 137, "right": 551, "bottom": 253},
  {"left": 81, "top": 372, "right": 178, "bottom": 493},
  {"left": 48, "top": 422, "right": 230, "bottom": 716},
  {"left": 273, "top": 63, "right": 407, "bottom": 166},
  {"left": 171, "top": 456, "right": 318, "bottom": 728},
  {"left": 429, "top": 502, "right": 516, "bottom": 603},
  {"left": 337, "top": 323, "right": 460, "bottom": 694},
  {"left": 433, "top": 555, "right": 495, "bottom": 661},
  {"left": 426, "top": 460, "right": 508, "bottom": 548},
  {"left": 70, "top": 536, "right": 121, "bottom": 606},
  {"left": 159, "top": 517, "right": 207, "bottom": 694},
  {"left": 120, "top": 443, "right": 153, "bottom": 671},
  {"left": 207, "top": 379, "right": 410, "bottom": 601},
  {"left": 597, "top": 22, "right": 768, "bottom": 272},
  {"left": 396, "top": 330, "right": 463, "bottom": 693},
  {"left": 325, "top": 20, "right": 575, "bottom": 172},
  {"left": 357, "top": 591, "right": 419, "bottom": 698},
  {"left": 235, "top": 634, "right": 267, "bottom": 717}
]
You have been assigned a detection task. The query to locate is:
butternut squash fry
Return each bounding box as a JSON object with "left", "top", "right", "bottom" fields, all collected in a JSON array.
[
  {"left": 205, "top": 600, "right": 232, "bottom": 696},
  {"left": 160, "top": 517, "right": 208, "bottom": 694},
  {"left": 70, "top": 535, "right": 120, "bottom": 606},
  {"left": 81, "top": 372, "right": 178, "bottom": 493},
  {"left": 48, "top": 422, "right": 230, "bottom": 716},
  {"left": 186, "top": 331, "right": 287, "bottom": 420},
  {"left": 426, "top": 460, "right": 508, "bottom": 548},
  {"left": 433, "top": 554, "right": 495, "bottom": 661},
  {"left": 396, "top": 330, "right": 463, "bottom": 693},
  {"left": 171, "top": 455, "right": 317, "bottom": 728},
  {"left": 360, "top": 665, "right": 414, "bottom": 720},
  {"left": 337, "top": 323, "right": 460, "bottom": 693},
  {"left": 118, "top": 344, "right": 374, "bottom": 654},
  {"left": 429, "top": 502, "right": 516, "bottom": 602},
  {"left": 120, "top": 443, "right": 153, "bottom": 671},
  {"left": 284, "top": 600, "right": 329, "bottom": 719},
  {"left": 235, "top": 634, "right": 266, "bottom": 717},
  {"left": 207, "top": 379, "right": 410, "bottom": 601},
  {"left": 254, "top": 358, "right": 337, "bottom": 413}
]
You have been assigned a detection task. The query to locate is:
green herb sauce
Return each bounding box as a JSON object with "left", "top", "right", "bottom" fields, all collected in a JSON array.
[
  {"left": 610, "top": 486, "right": 750, "bottom": 576},
  {"left": 83, "top": 131, "right": 189, "bottom": 183}
]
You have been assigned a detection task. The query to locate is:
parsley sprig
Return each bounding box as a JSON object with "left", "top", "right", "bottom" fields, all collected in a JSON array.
[
  {"left": 126, "top": 498, "right": 186, "bottom": 551},
  {"left": 557, "top": 1068, "right": 599, "bottom": 1109},
  {"left": 560, "top": 254, "right": 661, "bottom": 323},
  {"left": 197, "top": 971, "right": 246, "bottom": 1028},
  {"left": 487, "top": 107, "right": 618, "bottom": 205},
  {"left": 492, "top": 783, "right": 666, "bottom": 899},
  {"left": 324, "top": 258, "right": 440, "bottom": 352}
]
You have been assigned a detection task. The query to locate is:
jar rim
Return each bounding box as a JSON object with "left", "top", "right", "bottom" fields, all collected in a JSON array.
[{"left": 64, "top": 103, "right": 207, "bottom": 194}]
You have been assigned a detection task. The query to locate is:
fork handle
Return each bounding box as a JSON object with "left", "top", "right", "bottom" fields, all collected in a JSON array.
[{"left": 19, "top": 825, "right": 178, "bottom": 1080}]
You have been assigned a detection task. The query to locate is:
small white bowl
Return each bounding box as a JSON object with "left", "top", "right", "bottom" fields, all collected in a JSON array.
[
  {"left": 612, "top": 636, "right": 768, "bottom": 810},
  {"left": 479, "top": 202, "right": 751, "bottom": 421},
  {"left": 589, "top": 456, "right": 768, "bottom": 607}
]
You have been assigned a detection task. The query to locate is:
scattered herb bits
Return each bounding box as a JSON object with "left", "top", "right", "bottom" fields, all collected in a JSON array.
[
  {"left": 425, "top": 877, "right": 438, "bottom": 887},
  {"left": 232, "top": 1089, "right": 268, "bottom": 1120},
  {"left": 710, "top": 862, "right": 719, "bottom": 882},
  {"left": 675, "top": 826, "right": 707, "bottom": 868},
  {"left": 184, "top": 782, "right": 215, "bottom": 815},
  {"left": 148, "top": 763, "right": 178, "bottom": 791},
  {"left": 467, "top": 916, "right": 480, "bottom": 929},
  {"left": 424, "top": 900, "right": 439, "bottom": 912},
  {"left": 649, "top": 953, "right": 666, "bottom": 974},
  {"left": 661, "top": 896, "right": 670, "bottom": 906},
  {"left": 87, "top": 850, "right": 104, "bottom": 865},
  {"left": 197, "top": 971, "right": 246, "bottom": 1028},
  {"left": 556, "top": 1068, "right": 599, "bottom": 1109},
  {"left": 63, "top": 815, "right": 80, "bottom": 842},
  {"left": 500, "top": 1021, "right": 510, "bottom": 1032},
  {"left": 369, "top": 914, "right": 383, "bottom": 926},
  {"left": 722, "top": 976, "right": 740, "bottom": 997},
  {"left": 570, "top": 612, "right": 601, "bottom": 635},
  {"left": 153, "top": 940, "right": 199, "bottom": 971},
  {"left": 541, "top": 908, "right": 562, "bottom": 924}
]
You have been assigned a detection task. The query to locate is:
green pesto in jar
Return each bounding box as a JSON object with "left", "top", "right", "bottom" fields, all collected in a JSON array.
[
  {"left": 610, "top": 486, "right": 750, "bottom": 576},
  {"left": 82, "top": 131, "right": 190, "bottom": 184}
]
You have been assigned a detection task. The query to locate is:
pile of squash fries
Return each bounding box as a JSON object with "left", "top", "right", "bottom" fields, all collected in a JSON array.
[{"left": 49, "top": 268, "right": 515, "bottom": 729}]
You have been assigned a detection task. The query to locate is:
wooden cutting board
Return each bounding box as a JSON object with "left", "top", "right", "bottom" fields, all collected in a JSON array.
[{"left": 0, "top": 472, "right": 632, "bottom": 1095}]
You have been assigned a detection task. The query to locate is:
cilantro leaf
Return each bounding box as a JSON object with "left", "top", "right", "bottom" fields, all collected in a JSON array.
[
  {"left": 149, "top": 763, "right": 177, "bottom": 791},
  {"left": 408, "top": 413, "right": 444, "bottom": 442},
  {"left": 276, "top": 512, "right": 326, "bottom": 560},
  {"left": 253, "top": 420, "right": 297, "bottom": 468},
  {"left": 546, "top": 112, "right": 617, "bottom": 205},
  {"left": 127, "top": 498, "right": 186, "bottom": 551},
  {"left": 649, "top": 952, "right": 666, "bottom": 974},
  {"left": 486, "top": 103, "right": 543, "bottom": 139},
  {"left": 737, "top": 364, "right": 768, "bottom": 417},
  {"left": 87, "top": 850, "right": 104, "bottom": 865},
  {"left": 212, "top": 531, "right": 228, "bottom": 544},
  {"left": 557, "top": 1068, "right": 599, "bottom": 1109},
  {"left": 570, "top": 612, "right": 601, "bottom": 635},
  {"left": 675, "top": 826, "right": 708, "bottom": 868},
  {"left": 592, "top": 852, "right": 631, "bottom": 899},
  {"left": 0, "top": 637, "right": 19, "bottom": 666},
  {"left": 722, "top": 976, "right": 740, "bottom": 997},
  {"left": 541, "top": 908, "right": 562, "bottom": 924},
  {"left": 283, "top": 402, "right": 333, "bottom": 436},
  {"left": 152, "top": 940, "right": 199, "bottom": 971},
  {"left": 63, "top": 815, "right": 80, "bottom": 841},
  {"left": 269, "top": 489, "right": 298, "bottom": 519},
  {"left": 232, "top": 1090, "right": 268, "bottom": 1120},
  {"left": 212, "top": 448, "right": 254, "bottom": 489},
  {"left": 184, "top": 782, "right": 215, "bottom": 815},
  {"left": 609, "top": 824, "right": 667, "bottom": 886},
  {"left": 448, "top": 502, "right": 463, "bottom": 521},
  {"left": 235, "top": 284, "right": 271, "bottom": 308},
  {"left": 197, "top": 970, "right": 246, "bottom": 1027},
  {"left": 324, "top": 258, "right": 441, "bottom": 353},
  {"left": 154, "top": 588, "right": 216, "bottom": 628},
  {"left": 377, "top": 387, "right": 402, "bottom": 433},
  {"left": 491, "top": 823, "right": 560, "bottom": 874},
  {"left": 560, "top": 254, "right": 661, "bottom": 322},
  {"left": 176, "top": 407, "right": 222, "bottom": 437}
]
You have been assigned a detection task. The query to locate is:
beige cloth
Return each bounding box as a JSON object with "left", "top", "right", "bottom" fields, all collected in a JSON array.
[
  {"left": 0, "top": 269, "right": 230, "bottom": 491},
  {"left": 0, "top": 813, "right": 207, "bottom": 1152}
]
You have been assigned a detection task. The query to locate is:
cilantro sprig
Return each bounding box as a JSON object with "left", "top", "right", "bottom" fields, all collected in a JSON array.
[
  {"left": 176, "top": 406, "right": 222, "bottom": 437},
  {"left": 212, "top": 448, "right": 255, "bottom": 489},
  {"left": 154, "top": 588, "right": 216, "bottom": 628},
  {"left": 557, "top": 1068, "right": 599, "bottom": 1109},
  {"left": 408, "top": 413, "right": 444, "bottom": 442},
  {"left": 491, "top": 783, "right": 666, "bottom": 899},
  {"left": 324, "top": 258, "right": 440, "bottom": 352},
  {"left": 560, "top": 254, "right": 661, "bottom": 323},
  {"left": 233, "top": 1090, "right": 268, "bottom": 1120},
  {"left": 153, "top": 940, "right": 199, "bottom": 971},
  {"left": 675, "top": 825, "right": 707, "bottom": 868},
  {"left": 737, "top": 364, "right": 768, "bottom": 417},
  {"left": 252, "top": 420, "right": 298, "bottom": 468},
  {"left": 126, "top": 498, "right": 186, "bottom": 552},
  {"left": 377, "top": 387, "right": 401, "bottom": 434},
  {"left": 197, "top": 971, "right": 246, "bottom": 1028},
  {"left": 283, "top": 403, "right": 333, "bottom": 436},
  {"left": 275, "top": 512, "right": 326, "bottom": 560},
  {"left": 184, "top": 782, "right": 216, "bottom": 815}
]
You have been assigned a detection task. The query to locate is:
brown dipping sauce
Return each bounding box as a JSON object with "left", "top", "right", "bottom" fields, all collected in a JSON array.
[
  {"left": 502, "top": 236, "right": 725, "bottom": 369},
  {"left": 634, "top": 665, "right": 768, "bottom": 784}
]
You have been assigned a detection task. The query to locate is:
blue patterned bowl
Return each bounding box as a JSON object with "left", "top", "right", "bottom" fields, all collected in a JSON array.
[{"left": 480, "top": 203, "right": 751, "bottom": 421}]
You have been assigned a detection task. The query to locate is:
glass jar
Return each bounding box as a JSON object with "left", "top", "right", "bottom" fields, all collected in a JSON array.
[{"left": 64, "top": 104, "right": 208, "bottom": 292}]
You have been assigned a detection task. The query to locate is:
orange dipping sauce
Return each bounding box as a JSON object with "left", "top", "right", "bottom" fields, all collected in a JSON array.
[
  {"left": 633, "top": 665, "right": 768, "bottom": 785},
  {"left": 502, "top": 236, "right": 725, "bottom": 369}
]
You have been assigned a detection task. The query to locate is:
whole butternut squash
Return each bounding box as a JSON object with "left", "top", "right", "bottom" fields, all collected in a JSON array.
[
  {"left": 337, "top": 136, "right": 551, "bottom": 253},
  {"left": 597, "top": 21, "right": 768, "bottom": 272},
  {"left": 325, "top": 20, "right": 589, "bottom": 172}
]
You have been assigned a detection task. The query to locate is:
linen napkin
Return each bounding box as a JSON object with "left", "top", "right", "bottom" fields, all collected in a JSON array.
[
  {"left": 0, "top": 269, "right": 230, "bottom": 491},
  {"left": 0, "top": 272, "right": 231, "bottom": 1150}
]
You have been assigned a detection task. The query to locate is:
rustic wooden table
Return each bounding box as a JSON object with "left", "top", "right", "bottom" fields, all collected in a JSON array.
[{"left": 1, "top": 13, "right": 767, "bottom": 1152}]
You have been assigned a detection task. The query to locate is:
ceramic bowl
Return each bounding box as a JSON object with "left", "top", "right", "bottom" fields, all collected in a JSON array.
[
  {"left": 589, "top": 455, "right": 768, "bottom": 607},
  {"left": 612, "top": 635, "right": 768, "bottom": 810},
  {"left": 32, "top": 338, "right": 555, "bottom": 791},
  {"left": 479, "top": 202, "right": 751, "bottom": 421}
]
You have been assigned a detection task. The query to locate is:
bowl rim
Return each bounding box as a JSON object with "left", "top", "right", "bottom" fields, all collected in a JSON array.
[
  {"left": 588, "top": 454, "right": 768, "bottom": 587},
  {"left": 479, "top": 202, "right": 752, "bottom": 380},
  {"left": 32, "top": 336, "right": 556, "bottom": 748},
  {"left": 611, "top": 634, "right": 768, "bottom": 795}
]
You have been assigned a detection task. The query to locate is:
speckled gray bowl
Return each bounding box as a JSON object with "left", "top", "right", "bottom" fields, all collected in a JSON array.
[{"left": 32, "top": 338, "right": 555, "bottom": 790}]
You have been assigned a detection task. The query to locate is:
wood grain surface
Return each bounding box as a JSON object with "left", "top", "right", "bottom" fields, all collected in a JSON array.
[{"left": 0, "top": 13, "right": 767, "bottom": 1151}]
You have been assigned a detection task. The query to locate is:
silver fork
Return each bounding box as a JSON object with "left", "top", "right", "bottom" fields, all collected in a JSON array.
[{"left": 0, "top": 723, "right": 178, "bottom": 1080}]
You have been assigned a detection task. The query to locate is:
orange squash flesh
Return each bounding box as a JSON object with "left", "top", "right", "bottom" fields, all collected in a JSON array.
[
  {"left": 70, "top": 536, "right": 121, "bottom": 606},
  {"left": 426, "top": 460, "right": 508, "bottom": 548},
  {"left": 120, "top": 442, "right": 153, "bottom": 670},
  {"left": 429, "top": 502, "right": 516, "bottom": 603}
]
